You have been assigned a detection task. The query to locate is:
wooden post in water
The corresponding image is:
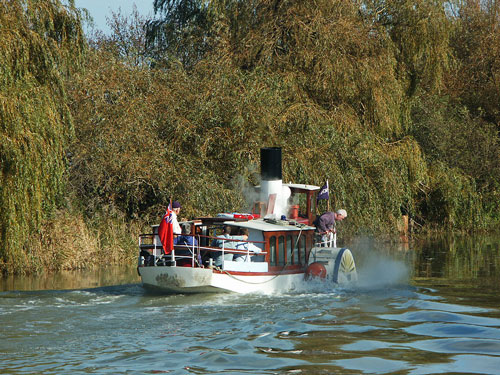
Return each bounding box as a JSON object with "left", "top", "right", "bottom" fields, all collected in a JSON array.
[{"left": 400, "top": 215, "right": 409, "bottom": 243}]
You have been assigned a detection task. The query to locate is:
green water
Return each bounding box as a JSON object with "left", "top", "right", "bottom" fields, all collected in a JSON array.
[{"left": 1, "top": 234, "right": 499, "bottom": 374}]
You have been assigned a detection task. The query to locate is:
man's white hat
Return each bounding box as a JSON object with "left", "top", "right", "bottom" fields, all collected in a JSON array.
[{"left": 336, "top": 209, "right": 347, "bottom": 218}]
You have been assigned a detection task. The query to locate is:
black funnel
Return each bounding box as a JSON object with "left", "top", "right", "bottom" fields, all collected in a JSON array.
[{"left": 261, "top": 147, "right": 282, "bottom": 181}]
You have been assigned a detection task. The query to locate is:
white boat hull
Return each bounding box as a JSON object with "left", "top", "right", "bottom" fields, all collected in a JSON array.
[
  {"left": 138, "top": 265, "right": 308, "bottom": 294},
  {"left": 138, "top": 247, "right": 357, "bottom": 294}
]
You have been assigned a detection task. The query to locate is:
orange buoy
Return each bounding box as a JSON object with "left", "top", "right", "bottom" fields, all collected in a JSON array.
[{"left": 305, "top": 262, "right": 327, "bottom": 280}]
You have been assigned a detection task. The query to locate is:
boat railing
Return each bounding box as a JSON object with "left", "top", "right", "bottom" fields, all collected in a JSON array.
[
  {"left": 313, "top": 232, "right": 337, "bottom": 248},
  {"left": 203, "top": 234, "right": 266, "bottom": 263},
  {"left": 138, "top": 232, "right": 164, "bottom": 264},
  {"left": 138, "top": 233, "right": 267, "bottom": 268}
]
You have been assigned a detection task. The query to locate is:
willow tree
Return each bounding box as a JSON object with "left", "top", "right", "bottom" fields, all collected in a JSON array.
[
  {"left": 140, "top": 0, "right": 431, "bottom": 235},
  {"left": 360, "top": 0, "right": 500, "bottom": 230},
  {"left": 0, "top": 0, "right": 85, "bottom": 273},
  {"left": 90, "top": 0, "right": 497, "bottom": 235},
  {"left": 363, "top": 0, "right": 452, "bottom": 97},
  {"left": 449, "top": 0, "right": 500, "bottom": 125}
]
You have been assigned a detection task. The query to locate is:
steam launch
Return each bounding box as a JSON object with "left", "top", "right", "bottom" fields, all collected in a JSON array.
[{"left": 137, "top": 147, "right": 357, "bottom": 294}]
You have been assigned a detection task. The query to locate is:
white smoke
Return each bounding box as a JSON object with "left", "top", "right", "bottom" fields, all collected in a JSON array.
[
  {"left": 233, "top": 174, "right": 297, "bottom": 218},
  {"left": 231, "top": 175, "right": 260, "bottom": 213},
  {"left": 351, "top": 236, "right": 411, "bottom": 290}
]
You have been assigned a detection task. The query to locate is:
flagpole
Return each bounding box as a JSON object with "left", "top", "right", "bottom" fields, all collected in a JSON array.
[
  {"left": 326, "top": 179, "right": 330, "bottom": 212},
  {"left": 317, "top": 180, "right": 330, "bottom": 213}
]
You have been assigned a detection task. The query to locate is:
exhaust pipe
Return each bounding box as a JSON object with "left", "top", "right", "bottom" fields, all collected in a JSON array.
[{"left": 260, "top": 147, "right": 290, "bottom": 218}]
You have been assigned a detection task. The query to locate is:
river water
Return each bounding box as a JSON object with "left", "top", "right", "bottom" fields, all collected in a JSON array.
[{"left": 1, "top": 235, "right": 500, "bottom": 374}]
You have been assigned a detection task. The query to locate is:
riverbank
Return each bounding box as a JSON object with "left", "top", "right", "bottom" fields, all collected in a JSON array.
[{"left": 0, "top": 210, "right": 140, "bottom": 275}]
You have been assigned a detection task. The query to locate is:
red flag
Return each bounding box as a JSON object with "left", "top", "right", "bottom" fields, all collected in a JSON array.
[{"left": 158, "top": 206, "right": 174, "bottom": 254}]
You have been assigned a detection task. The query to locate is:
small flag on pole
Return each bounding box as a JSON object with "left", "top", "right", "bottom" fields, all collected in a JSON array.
[{"left": 317, "top": 180, "right": 329, "bottom": 204}]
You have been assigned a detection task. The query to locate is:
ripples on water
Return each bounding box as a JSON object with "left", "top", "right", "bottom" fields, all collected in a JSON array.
[{"left": 1, "top": 241, "right": 500, "bottom": 374}]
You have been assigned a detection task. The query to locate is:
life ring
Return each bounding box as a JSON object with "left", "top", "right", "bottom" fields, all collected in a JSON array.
[
  {"left": 305, "top": 262, "right": 327, "bottom": 280},
  {"left": 217, "top": 213, "right": 255, "bottom": 220}
]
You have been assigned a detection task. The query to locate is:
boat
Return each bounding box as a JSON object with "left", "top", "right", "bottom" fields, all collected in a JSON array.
[{"left": 137, "top": 147, "right": 357, "bottom": 294}]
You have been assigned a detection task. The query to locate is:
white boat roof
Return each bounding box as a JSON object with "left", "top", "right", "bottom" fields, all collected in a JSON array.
[
  {"left": 283, "top": 183, "right": 320, "bottom": 191},
  {"left": 224, "top": 218, "right": 315, "bottom": 232},
  {"left": 254, "top": 183, "right": 320, "bottom": 191}
]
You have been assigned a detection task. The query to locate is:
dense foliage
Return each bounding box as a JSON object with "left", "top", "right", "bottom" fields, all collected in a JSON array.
[
  {"left": 1, "top": 0, "right": 500, "bottom": 274},
  {"left": 0, "top": 0, "right": 85, "bottom": 273}
]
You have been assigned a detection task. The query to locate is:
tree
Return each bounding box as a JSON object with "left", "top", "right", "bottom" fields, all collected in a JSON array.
[
  {"left": 0, "top": 0, "right": 85, "bottom": 273},
  {"left": 448, "top": 0, "right": 500, "bottom": 125}
]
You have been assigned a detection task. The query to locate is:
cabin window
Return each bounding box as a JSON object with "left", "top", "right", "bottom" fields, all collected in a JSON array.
[
  {"left": 305, "top": 234, "right": 313, "bottom": 263},
  {"left": 298, "top": 235, "right": 306, "bottom": 264},
  {"left": 270, "top": 236, "right": 277, "bottom": 266},
  {"left": 286, "top": 235, "right": 293, "bottom": 265},
  {"left": 292, "top": 235, "right": 299, "bottom": 264},
  {"left": 308, "top": 193, "right": 316, "bottom": 219},
  {"left": 278, "top": 236, "right": 285, "bottom": 266},
  {"left": 294, "top": 193, "right": 308, "bottom": 219}
]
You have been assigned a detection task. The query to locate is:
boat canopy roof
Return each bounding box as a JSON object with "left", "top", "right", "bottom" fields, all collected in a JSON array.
[
  {"left": 254, "top": 183, "right": 320, "bottom": 192},
  {"left": 224, "top": 218, "right": 315, "bottom": 232},
  {"left": 283, "top": 183, "right": 320, "bottom": 192}
]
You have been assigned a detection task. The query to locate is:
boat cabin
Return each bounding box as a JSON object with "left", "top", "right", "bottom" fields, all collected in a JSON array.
[
  {"left": 139, "top": 213, "right": 318, "bottom": 274},
  {"left": 195, "top": 217, "right": 316, "bottom": 272}
]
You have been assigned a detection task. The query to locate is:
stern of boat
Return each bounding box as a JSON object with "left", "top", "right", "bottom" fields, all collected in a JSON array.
[
  {"left": 307, "top": 246, "right": 358, "bottom": 284},
  {"left": 138, "top": 265, "right": 218, "bottom": 294}
]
